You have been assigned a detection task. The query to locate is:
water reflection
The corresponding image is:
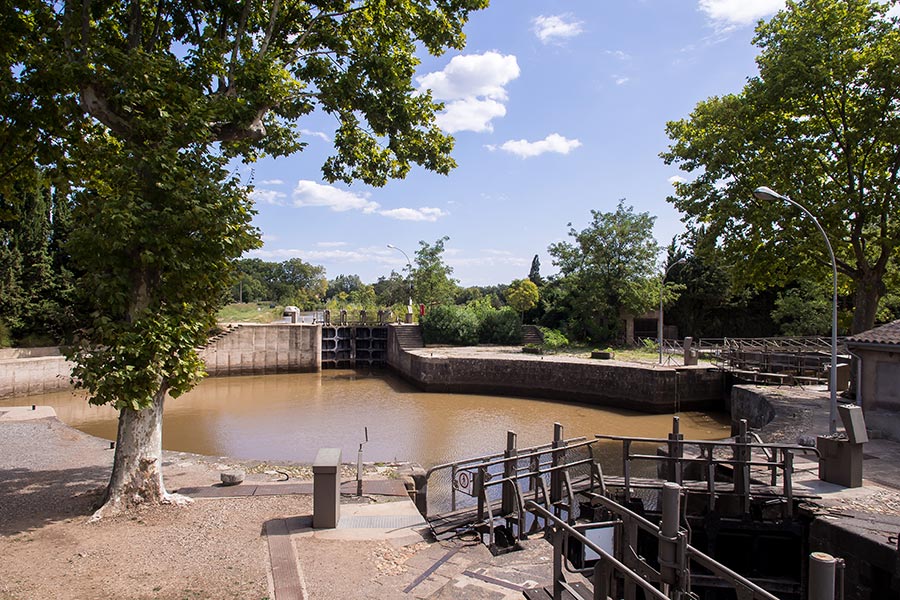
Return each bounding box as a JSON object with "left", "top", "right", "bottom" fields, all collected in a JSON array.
[{"left": 3, "top": 371, "right": 731, "bottom": 467}]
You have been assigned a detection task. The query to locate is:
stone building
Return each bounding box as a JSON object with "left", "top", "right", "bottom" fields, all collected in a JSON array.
[{"left": 845, "top": 319, "right": 900, "bottom": 414}]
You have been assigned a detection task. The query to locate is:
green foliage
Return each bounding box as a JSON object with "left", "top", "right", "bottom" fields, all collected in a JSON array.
[
  {"left": 412, "top": 237, "right": 459, "bottom": 306},
  {"left": 771, "top": 281, "right": 832, "bottom": 336},
  {"left": 478, "top": 307, "right": 522, "bottom": 345},
  {"left": 0, "top": 174, "right": 74, "bottom": 345},
  {"left": 539, "top": 327, "right": 569, "bottom": 349},
  {"left": 506, "top": 279, "right": 539, "bottom": 316},
  {"left": 0, "top": 319, "right": 11, "bottom": 348},
  {"left": 421, "top": 304, "right": 480, "bottom": 346},
  {"left": 662, "top": 0, "right": 900, "bottom": 333},
  {"left": 66, "top": 142, "right": 260, "bottom": 410},
  {"left": 529, "top": 255, "right": 543, "bottom": 287},
  {"left": 422, "top": 302, "right": 522, "bottom": 345},
  {"left": 547, "top": 200, "right": 659, "bottom": 343},
  {"left": 373, "top": 271, "right": 410, "bottom": 307}
]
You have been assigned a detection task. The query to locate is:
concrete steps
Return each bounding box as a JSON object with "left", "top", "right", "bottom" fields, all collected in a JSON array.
[
  {"left": 394, "top": 324, "right": 424, "bottom": 349},
  {"left": 521, "top": 325, "right": 543, "bottom": 346}
]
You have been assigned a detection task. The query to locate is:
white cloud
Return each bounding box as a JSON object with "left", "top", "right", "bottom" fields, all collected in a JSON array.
[
  {"left": 418, "top": 52, "right": 519, "bottom": 101},
  {"left": 698, "top": 0, "right": 783, "bottom": 28},
  {"left": 292, "top": 180, "right": 380, "bottom": 213},
  {"left": 614, "top": 76, "right": 630, "bottom": 86},
  {"left": 287, "top": 180, "right": 448, "bottom": 222},
  {"left": 379, "top": 207, "right": 448, "bottom": 222},
  {"left": 417, "top": 52, "right": 519, "bottom": 133},
  {"left": 532, "top": 14, "right": 584, "bottom": 44},
  {"left": 436, "top": 98, "right": 507, "bottom": 133},
  {"left": 668, "top": 175, "right": 687, "bottom": 185},
  {"left": 260, "top": 179, "right": 284, "bottom": 185},
  {"left": 494, "top": 134, "right": 582, "bottom": 159},
  {"left": 316, "top": 241, "right": 348, "bottom": 248},
  {"left": 606, "top": 50, "right": 630, "bottom": 60},
  {"left": 251, "top": 188, "right": 287, "bottom": 205},
  {"left": 300, "top": 129, "right": 330, "bottom": 142}
]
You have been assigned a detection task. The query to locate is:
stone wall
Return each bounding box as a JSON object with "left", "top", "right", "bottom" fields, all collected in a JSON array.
[
  {"left": 387, "top": 329, "right": 724, "bottom": 413},
  {"left": 199, "top": 324, "right": 321, "bottom": 376},
  {"left": 0, "top": 350, "right": 73, "bottom": 399}
]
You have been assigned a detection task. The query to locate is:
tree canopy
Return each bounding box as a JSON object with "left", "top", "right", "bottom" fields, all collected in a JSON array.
[
  {"left": 547, "top": 201, "right": 659, "bottom": 342},
  {"left": 412, "top": 236, "right": 458, "bottom": 306},
  {"left": 662, "top": 0, "right": 900, "bottom": 334},
  {"left": 10, "top": 0, "right": 488, "bottom": 515}
]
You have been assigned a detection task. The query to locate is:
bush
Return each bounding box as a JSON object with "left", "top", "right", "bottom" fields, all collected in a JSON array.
[
  {"left": 421, "top": 304, "right": 480, "bottom": 345},
  {"left": 479, "top": 307, "right": 522, "bottom": 344},
  {"left": 539, "top": 327, "right": 569, "bottom": 349},
  {"left": 0, "top": 319, "right": 11, "bottom": 348}
]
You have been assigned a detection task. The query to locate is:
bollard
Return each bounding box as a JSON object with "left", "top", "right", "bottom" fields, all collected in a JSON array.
[
  {"left": 659, "top": 482, "right": 682, "bottom": 588},
  {"left": 313, "top": 448, "right": 341, "bottom": 529},
  {"left": 808, "top": 552, "right": 836, "bottom": 600},
  {"left": 501, "top": 431, "right": 518, "bottom": 516}
]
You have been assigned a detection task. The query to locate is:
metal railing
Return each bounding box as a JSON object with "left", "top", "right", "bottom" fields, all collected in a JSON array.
[
  {"left": 423, "top": 424, "right": 592, "bottom": 518},
  {"left": 595, "top": 417, "right": 820, "bottom": 518},
  {"left": 527, "top": 482, "right": 781, "bottom": 600}
]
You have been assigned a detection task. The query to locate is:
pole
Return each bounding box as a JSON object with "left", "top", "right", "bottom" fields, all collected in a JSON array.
[
  {"left": 387, "top": 244, "right": 414, "bottom": 323},
  {"left": 659, "top": 258, "right": 685, "bottom": 365},
  {"left": 753, "top": 188, "right": 838, "bottom": 435}
]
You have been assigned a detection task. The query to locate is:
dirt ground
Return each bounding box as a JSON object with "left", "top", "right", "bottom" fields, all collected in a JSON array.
[{"left": 0, "top": 416, "right": 432, "bottom": 600}]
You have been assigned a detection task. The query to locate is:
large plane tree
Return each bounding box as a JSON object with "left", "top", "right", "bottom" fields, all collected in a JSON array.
[
  {"left": 15, "top": 0, "right": 487, "bottom": 518},
  {"left": 662, "top": 0, "right": 900, "bottom": 334}
]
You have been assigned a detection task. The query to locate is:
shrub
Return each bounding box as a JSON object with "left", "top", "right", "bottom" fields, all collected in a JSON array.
[
  {"left": 479, "top": 307, "right": 522, "bottom": 344},
  {"left": 0, "top": 319, "right": 11, "bottom": 348},
  {"left": 539, "top": 327, "right": 569, "bottom": 349},
  {"left": 421, "top": 304, "right": 479, "bottom": 345}
]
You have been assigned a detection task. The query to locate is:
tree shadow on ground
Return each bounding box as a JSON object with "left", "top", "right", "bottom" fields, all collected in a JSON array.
[{"left": 0, "top": 464, "right": 111, "bottom": 536}]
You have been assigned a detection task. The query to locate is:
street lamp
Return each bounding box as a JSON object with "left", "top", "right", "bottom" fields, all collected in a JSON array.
[
  {"left": 753, "top": 186, "right": 839, "bottom": 435},
  {"left": 386, "top": 244, "right": 414, "bottom": 322},
  {"left": 659, "top": 258, "right": 686, "bottom": 364}
]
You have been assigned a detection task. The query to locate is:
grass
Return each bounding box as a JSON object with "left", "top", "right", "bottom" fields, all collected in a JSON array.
[{"left": 216, "top": 302, "right": 283, "bottom": 324}]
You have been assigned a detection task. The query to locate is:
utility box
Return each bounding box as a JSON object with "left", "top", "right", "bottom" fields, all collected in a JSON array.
[
  {"left": 826, "top": 363, "right": 851, "bottom": 392},
  {"left": 817, "top": 436, "right": 863, "bottom": 488},
  {"left": 313, "top": 448, "right": 341, "bottom": 528}
]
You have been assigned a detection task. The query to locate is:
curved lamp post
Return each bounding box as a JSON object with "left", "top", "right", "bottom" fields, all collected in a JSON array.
[
  {"left": 386, "top": 244, "right": 414, "bottom": 322},
  {"left": 753, "top": 186, "right": 838, "bottom": 435},
  {"left": 659, "top": 258, "right": 686, "bottom": 364}
]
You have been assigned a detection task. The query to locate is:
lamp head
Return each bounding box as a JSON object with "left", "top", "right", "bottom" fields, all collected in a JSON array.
[
  {"left": 386, "top": 244, "right": 396, "bottom": 249},
  {"left": 752, "top": 186, "right": 785, "bottom": 202}
]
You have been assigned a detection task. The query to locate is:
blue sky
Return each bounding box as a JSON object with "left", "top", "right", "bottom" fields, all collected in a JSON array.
[{"left": 243, "top": 0, "right": 897, "bottom": 287}]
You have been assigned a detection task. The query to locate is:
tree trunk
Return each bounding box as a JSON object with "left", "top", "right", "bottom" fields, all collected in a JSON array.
[
  {"left": 91, "top": 384, "right": 190, "bottom": 520},
  {"left": 850, "top": 276, "right": 883, "bottom": 335}
]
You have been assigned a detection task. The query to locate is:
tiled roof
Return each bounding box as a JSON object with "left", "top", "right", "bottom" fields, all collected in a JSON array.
[{"left": 845, "top": 319, "right": 900, "bottom": 347}]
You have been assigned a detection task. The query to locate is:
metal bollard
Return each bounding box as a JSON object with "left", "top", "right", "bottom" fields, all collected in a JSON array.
[
  {"left": 659, "top": 482, "right": 682, "bottom": 588},
  {"left": 808, "top": 552, "right": 836, "bottom": 600}
]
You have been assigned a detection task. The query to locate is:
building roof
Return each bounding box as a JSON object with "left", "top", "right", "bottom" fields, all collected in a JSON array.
[{"left": 845, "top": 319, "right": 900, "bottom": 348}]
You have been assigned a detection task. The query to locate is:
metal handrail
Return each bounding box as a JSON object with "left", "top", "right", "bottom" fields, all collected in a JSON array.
[
  {"left": 588, "top": 493, "right": 781, "bottom": 600},
  {"left": 526, "top": 501, "right": 671, "bottom": 600}
]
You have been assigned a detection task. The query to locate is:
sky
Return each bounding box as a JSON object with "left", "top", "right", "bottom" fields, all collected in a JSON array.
[{"left": 243, "top": 0, "right": 898, "bottom": 287}]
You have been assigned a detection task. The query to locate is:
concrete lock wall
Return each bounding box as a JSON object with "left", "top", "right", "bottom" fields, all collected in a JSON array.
[
  {"left": 0, "top": 350, "right": 73, "bottom": 399},
  {"left": 200, "top": 324, "right": 321, "bottom": 376},
  {"left": 1, "top": 324, "right": 323, "bottom": 399},
  {"left": 386, "top": 328, "right": 723, "bottom": 413}
]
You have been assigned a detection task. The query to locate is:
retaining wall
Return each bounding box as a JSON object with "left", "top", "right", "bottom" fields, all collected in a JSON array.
[
  {"left": 0, "top": 348, "right": 73, "bottom": 399},
  {"left": 387, "top": 328, "right": 724, "bottom": 413},
  {"left": 199, "top": 324, "right": 321, "bottom": 376}
]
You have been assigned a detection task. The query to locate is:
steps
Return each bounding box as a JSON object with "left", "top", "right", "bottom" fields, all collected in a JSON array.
[
  {"left": 521, "top": 325, "right": 543, "bottom": 346},
  {"left": 198, "top": 324, "right": 242, "bottom": 350},
  {"left": 393, "top": 324, "right": 424, "bottom": 349}
]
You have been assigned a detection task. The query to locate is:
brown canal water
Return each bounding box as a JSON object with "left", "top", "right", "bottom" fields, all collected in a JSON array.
[{"left": 3, "top": 370, "right": 731, "bottom": 468}]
